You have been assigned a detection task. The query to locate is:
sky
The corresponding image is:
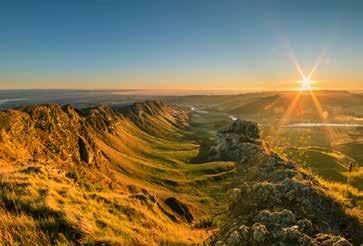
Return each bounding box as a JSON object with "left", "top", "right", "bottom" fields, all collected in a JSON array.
[{"left": 0, "top": 0, "right": 362, "bottom": 91}]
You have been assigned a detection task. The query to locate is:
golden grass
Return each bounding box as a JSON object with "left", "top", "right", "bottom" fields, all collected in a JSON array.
[
  {"left": 0, "top": 107, "right": 234, "bottom": 245},
  {"left": 299, "top": 167, "right": 363, "bottom": 216},
  {"left": 0, "top": 209, "right": 53, "bottom": 246},
  {"left": 0, "top": 165, "right": 216, "bottom": 245}
]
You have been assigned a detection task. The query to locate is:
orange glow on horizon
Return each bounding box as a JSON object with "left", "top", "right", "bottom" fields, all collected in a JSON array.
[{"left": 271, "top": 46, "right": 345, "bottom": 152}]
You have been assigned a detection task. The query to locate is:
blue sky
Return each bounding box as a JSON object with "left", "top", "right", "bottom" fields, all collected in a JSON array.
[{"left": 0, "top": 0, "right": 362, "bottom": 90}]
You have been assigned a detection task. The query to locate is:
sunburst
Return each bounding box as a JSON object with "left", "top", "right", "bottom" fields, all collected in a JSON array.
[
  {"left": 299, "top": 77, "right": 313, "bottom": 91},
  {"left": 271, "top": 46, "right": 337, "bottom": 149}
]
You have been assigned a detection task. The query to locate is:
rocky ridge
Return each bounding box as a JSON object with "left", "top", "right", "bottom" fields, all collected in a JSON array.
[
  {"left": 0, "top": 100, "right": 187, "bottom": 167},
  {"left": 209, "top": 120, "right": 362, "bottom": 245},
  {"left": 0, "top": 101, "right": 206, "bottom": 245},
  {"left": 0, "top": 101, "right": 193, "bottom": 222},
  {"left": 113, "top": 100, "right": 188, "bottom": 138}
]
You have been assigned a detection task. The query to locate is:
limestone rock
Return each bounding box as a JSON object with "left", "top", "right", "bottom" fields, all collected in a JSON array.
[
  {"left": 219, "top": 119, "right": 260, "bottom": 139},
  {"left": 209, "top": 120, "right": 265, "bottom": 163},
  {"left": 210, "top": 120, "right": 361, "bottom": 246}
]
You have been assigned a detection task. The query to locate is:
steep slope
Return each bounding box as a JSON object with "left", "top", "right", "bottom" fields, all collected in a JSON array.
[
  {"left": 0, "top": 101, "right": 235, "bottom": 245},
  {"left": 113, "top": 100, "right": 188, "bottom": 138},
  {"left": 285, "top": 147, "right": 362, "bottom": 188},
  {"left": 283, "top": 146, "right": 363, "bottom": 212},
  {"left": 208, "top": 120, "right": 362, "bottom": 245}
]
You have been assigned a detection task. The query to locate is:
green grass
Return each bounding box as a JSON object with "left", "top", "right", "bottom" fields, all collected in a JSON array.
[
  {"left": 2, "top": 99, "right": 362, "bottom": 245},
  {"left": 0, "top": 107, "right": 236, "bottom": 245},
  {"left": 336, "top": 142, "right": 363, "bottom": 165},
  {"left": 288, "top": 148, "right": 345, "bottom": 180},
  {"left": 285, "top": 146, "right": 362, "bottom": 188}
]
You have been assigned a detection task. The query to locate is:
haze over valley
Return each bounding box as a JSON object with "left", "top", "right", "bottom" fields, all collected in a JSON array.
[
  {"left": 0, "top": 90, "right": 362, "bottom": 245},
  {"left": 0, "top": 1, "right": 363, "bottom": 245}
]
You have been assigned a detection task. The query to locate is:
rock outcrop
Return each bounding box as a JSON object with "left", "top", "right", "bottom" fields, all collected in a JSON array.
[
  {"left": 209, "top": 120, "right": 265, "bottom": 163},
  {"left": 78, "top": 136, "right": 94, "bottom": 164},
  {"left": 0, "top": 101, "right": 211, "bottom": 245},
  {"left": 0, "top": 101, "right": 188, "bottom": 167},
  {"left": 209, "top": 120, "right": 362, "bottom": 245},
  {"left": 0, "top": 104, "right": 100, "bottom": 165}
]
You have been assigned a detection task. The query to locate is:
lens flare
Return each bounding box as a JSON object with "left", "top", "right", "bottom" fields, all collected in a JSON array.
[{"left": 299, "top": 77, "right": 313, "bottom": 91}]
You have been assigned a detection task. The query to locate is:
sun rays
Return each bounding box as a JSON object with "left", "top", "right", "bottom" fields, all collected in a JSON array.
[
  {"left": 309, "top": 90, "right": 339, "bottom": 147},
  {"left": 299, "top": 77, "right": 313, "bottom": 91},
  {"left": 271, "top": 91, "right": 302, "bottom": 147},
  {"left": 271, "top": 48, "right": 338, "bottom": 149}
]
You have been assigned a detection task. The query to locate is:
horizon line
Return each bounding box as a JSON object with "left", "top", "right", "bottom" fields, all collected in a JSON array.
[{"left": 0, "top": 88, "right": 362, "bottom": 92}]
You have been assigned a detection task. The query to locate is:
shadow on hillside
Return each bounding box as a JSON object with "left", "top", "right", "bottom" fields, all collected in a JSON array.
[
  {"left": 0, "top": 183, "right": 83, "bottom": 244},
  {"left": 182, "top": 129, "right": 214, "bottom": 163},
  {"left": 190, "top": 139, "right": 213, "bottom": 163}
]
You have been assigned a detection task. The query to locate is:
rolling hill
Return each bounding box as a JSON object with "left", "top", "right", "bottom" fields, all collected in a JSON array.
[
  {"left": 0, "top": 101, "right": 235, "bottom": 245},
  {"left": 0, "top": 99, "right": 362, "bottom": 245},
  {"left": 167, "top": 90, "right": 363, "bottom": 124}
]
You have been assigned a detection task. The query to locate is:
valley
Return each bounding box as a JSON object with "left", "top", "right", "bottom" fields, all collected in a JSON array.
[
  {"left": 169, "top": 91, "right": 363, "bottom": 199},
  {"left": 0, "top": 91, "right": 362, "bottom": 245},
  {"left": 2, "top": 1, "right": 362, "bottom": 245},
  {"left": 0, "top": 101, "right": 235, "bottom": 245}
]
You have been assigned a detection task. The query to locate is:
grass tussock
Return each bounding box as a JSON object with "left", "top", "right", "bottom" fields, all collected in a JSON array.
[{"left": 0, "top": 165, "right": 218, "bottom": 245}]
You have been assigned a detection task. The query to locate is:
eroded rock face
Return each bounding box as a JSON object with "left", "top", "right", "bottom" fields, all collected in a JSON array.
[
  {"left": 78, "top": 136, "right": 94, "bottom": 164},
  {"left": 219, "top": 119, "right": 260, "bottom": 139},
  {"left": 209, "top": 120, "right": 362, "bottom": 246},
  {"left": 209, "top": 120, "right": 265, "bottom": 163}
]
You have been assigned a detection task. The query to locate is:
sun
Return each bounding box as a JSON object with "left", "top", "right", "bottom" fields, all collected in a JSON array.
[{"left": 299, "top": 77, "right": 313, "bottom": 91}]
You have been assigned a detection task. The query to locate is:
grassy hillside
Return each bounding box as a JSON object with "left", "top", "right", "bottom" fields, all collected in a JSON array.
[
  {"left": 284, "top": 146, "right": 363, "bottom": 210},
  {"left": 0, "top": 101, "right": 235, "bottom": 245},
  {"left": 1, "top": 95, "right": 362, "bottom": 245},
  {"left": 185, "top": 107, "right": 363, "bottom": 222},
  {"left": 336, "top": 142, "right": 363, "bottom": 164}
]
